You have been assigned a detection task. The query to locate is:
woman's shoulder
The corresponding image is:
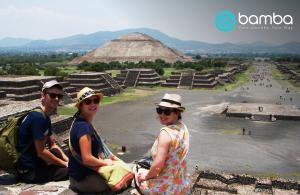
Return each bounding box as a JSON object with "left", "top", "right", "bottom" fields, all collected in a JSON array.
[
  {"left": 163, "top": 121, "right": 185, "bottom": 131},
  {"left": 72, "top": 117, "right": 93, "bottom": 131}
]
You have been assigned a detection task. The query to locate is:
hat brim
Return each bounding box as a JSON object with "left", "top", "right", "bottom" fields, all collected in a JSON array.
[
  {"left": 75, "top": 93, "right": 103, "bottom": 108},
  {"left": 42, "top": 83, "right": 63, "bottom": 92},
  {"left": 156, "top": 102, "right": 185, "bottom": 112}
]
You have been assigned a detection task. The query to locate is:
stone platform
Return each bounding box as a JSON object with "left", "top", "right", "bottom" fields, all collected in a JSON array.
[
  {"left": 115, "top": 68, "right": 160, "bottom": 87},
  {"left": 66, "top": 72, "right": 122, "bottom": 96},
  {"left": 225, "top": 103, "right": 300, "bottom": 121},
  {"left": 0, "top": 76, "right": 57, "bottom": 101},
  {"left": 0, "top": 99, "right": 41, "bottom": 124}
]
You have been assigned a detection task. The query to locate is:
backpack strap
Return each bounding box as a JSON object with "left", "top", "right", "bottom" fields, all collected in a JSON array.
[
  {"left": 16, "top": 107, "right": 44, "bottom": 170},
  {"left": 68, "top": 117, "right": 111, "bottom": 170},
  {"left": 18, "top": 107, "right": 43, "bottom": 156}
]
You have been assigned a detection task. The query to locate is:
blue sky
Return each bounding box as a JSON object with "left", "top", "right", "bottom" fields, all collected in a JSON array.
[{"left": 0, "top": 0, "right": 299, "bottom": 44}]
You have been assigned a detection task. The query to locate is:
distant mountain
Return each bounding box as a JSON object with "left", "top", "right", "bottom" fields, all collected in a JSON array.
[
  {"left": 0, "top": 28, "right": 300, "bottom": 54},
  {"left": 0, "top": 37, "right": 32, "bottom": 47}
]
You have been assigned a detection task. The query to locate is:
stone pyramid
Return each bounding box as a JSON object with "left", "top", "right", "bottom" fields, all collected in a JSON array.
[{"left": 70, "top": 32, "right": 192, "bottom": 64}]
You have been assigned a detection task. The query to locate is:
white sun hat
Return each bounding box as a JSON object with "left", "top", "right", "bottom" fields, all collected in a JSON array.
[
  {"left": 156, "top": 93, "right": 185, "bottom": 112},
  {"left": 75, "top": 87, "right": 103, "bottom": 108}
]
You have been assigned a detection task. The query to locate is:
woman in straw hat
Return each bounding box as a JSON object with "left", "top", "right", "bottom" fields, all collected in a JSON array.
[
  {"left": 135, "top": 93, "right": 190, "bottom": 194},
  {"left": 68, "top": 87, "right": 116, "bottom": 193}
]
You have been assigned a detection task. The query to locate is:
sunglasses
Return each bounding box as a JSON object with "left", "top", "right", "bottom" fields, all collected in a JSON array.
[
  {"left": 83, "top": 97, "right": 100, "bottom": 105},
  {"left": 156, "top": 107, "right": 176, "bottom": 116},
  {"left": 46, "top": 92, "right": 63, "bottom": 100}
]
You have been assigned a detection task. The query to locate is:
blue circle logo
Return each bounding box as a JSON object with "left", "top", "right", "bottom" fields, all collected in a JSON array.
[{"left": 215, "top": 10, "right": 236, "bottom": 32}]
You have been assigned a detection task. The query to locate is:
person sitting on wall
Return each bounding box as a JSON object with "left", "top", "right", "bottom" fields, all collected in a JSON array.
[
  {"left": 68, "top": 87, "right": 133, "bottom": 194},
  {"left": 17, "top": 80, "right": 69, "bottom": 183},
  {"left": 135, "top": 93, "right": 190, "bottom": 194}
]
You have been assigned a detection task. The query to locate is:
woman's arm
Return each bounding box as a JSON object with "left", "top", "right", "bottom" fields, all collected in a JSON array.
[
  {"left": 79, "top": 134, "right": 113, "bottom": 167},
  {"left": 138, "top": 130, "right": 171, "bottom": 181}
]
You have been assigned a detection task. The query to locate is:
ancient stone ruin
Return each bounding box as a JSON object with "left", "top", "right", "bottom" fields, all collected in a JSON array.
[
  {"left": 225, "top": 103, "right": 300, "bottom": 121},
  {"left": 191, "top": 169, "right": 300, "bottom": 194},
  {"left": 161, "top": 71, "right": 218, "bottom": 89},
  {"left": 0, "top": 76, "right": 55, "bottom": 101},
  {"left": 66, "top": 72, "right": 122, "bottom": 96},
  {"left": 277, "top": 64, "right": 300, "bottom": 84},
  {"left": 114, "top": 68, "right": 160, "bottom": 87},
  {"left": 161, "top": 66, "right": 246, "bottom": 89},
  {"left": 0, "top": 76, "right": 77, "bottom": 101},
  {"left": 70, "top": 32, "right": 192, "bottom": 64}
]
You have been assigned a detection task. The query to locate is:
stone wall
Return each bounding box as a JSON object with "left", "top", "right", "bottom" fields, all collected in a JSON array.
[
  {"left": 191, "top": 169, "right": 300, "bottom": 194},
  {"left": 0, "top": 91, "right": 6, "bottom": 99},
  {"left": 0, "top": 76, "right": 61, "bottom": 101}
]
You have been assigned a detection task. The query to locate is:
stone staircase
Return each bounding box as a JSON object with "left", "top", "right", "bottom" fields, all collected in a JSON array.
[
  {"left": 124, "top": 70, "right": 140, "bottom": 87},
  {"left": 178, "top": 72, "right": 193, "bottom": 89},
  {"left": 101, "top": 73, "right": 122, "bottom": 92}
]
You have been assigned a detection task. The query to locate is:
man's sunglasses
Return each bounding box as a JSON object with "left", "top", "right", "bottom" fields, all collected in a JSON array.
[
  {"left": 46, "top": 92, "right": 63, "bottom": 100},
  {"left": 156, "top": 107, "right": 176, "bottom": 116},
  {"left": 83, "top": 97, "right": 100, "bottom": 105}
]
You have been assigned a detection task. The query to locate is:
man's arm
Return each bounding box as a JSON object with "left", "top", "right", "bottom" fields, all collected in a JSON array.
[
  {"left": 34, "top": 137, "right": 68, "bottom": 168},
  {"left": 47, "top": 135, "right": 69, "bottom": 162}
]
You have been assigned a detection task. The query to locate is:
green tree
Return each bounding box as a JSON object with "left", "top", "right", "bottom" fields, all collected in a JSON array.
[{"left": 44, "top": 66, "right": 60, "bottom": 76}]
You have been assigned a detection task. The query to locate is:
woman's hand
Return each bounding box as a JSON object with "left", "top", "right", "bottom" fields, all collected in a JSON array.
[
  {"left": 103, "top": 159, "right": 113, "bottom": 166},
  {"left": 137, "top": 169, "right": 149, "bottom": 182},
  {"left": 110, "top": 155, "right": 117, "bottom": 160}
]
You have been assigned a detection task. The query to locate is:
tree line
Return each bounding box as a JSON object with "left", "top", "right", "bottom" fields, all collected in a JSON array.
[{"left": 77, "top": 59, "right": 228, "bottom": 75}]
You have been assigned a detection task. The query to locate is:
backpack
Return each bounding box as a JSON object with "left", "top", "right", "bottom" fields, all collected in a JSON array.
[{"left": 0, "top": 108, "right": 41, "bottom": 173}]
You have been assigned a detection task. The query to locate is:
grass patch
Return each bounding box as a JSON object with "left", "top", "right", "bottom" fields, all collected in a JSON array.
[
  {"left": 106, "top": 70, "right": 120, "bottom": 77},
  {"left": 256, "top": 172, "right": 278, "bottom": 179},
  {"left": 57, "top": 105, "right": 77, "bottom": 116},
  {"left": 271, "top": 64, "right": 300, "bottom": 92},
  {"left": 102, "top": 88, "right": 157, "bottom": 105},
  {"left": 214, "top": 64, "right": 255, "bottom": 92},
  {"left": 161, "top": 68, "right": 177, "bottom": 80},
  {"left": 58, "top": 88, "right": 158, "bottom": 116},
  {"left": 60, "top": 65, "right": 80, "bottom": 74}
]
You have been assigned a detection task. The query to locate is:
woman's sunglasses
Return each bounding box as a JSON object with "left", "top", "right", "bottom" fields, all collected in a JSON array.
[
  {"left": 46, "top": 92, "right": 63, "bottom": 100},
  {"left": 156, "top": 107, "right": 176, "bottom": 116},
  {"left": 83, "top": 97, "right": 100, "bottom": 105}
]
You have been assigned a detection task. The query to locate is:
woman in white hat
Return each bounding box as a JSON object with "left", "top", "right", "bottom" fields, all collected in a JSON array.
[
  {"left": 136, "top": 93, "right": 190, "bottom": 194},
  {"left": 68, "top": 87, "right": 116, "bottom": 193}
]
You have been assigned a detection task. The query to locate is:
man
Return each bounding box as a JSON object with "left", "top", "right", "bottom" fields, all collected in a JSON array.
[{"left": 17, "top": 80, "right": 69, "bottom": 183}]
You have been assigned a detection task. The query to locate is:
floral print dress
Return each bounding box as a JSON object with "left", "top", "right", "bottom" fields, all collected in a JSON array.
[{"left": 140, "top": 121, "right": 190, "bottom": 195}]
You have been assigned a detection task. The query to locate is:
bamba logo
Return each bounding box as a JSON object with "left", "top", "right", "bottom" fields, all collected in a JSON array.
[
  {"left": 239, "top": 12, "right": 293, "bottom": 25},
  {"left": 215, "top": 10, "right": 294, "bottom": 32},
  {"left": 215, "top": 10, "right": 236, "bottom": 32}
]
